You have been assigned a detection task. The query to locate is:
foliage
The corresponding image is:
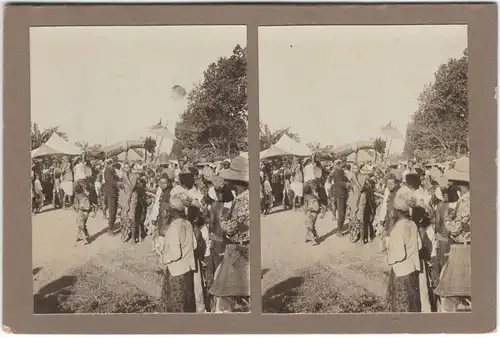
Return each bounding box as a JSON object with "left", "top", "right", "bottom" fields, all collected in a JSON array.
[
  {"left": 306, "top": 142, "right": 335, "bottom": 153},
  {"left": 143, "top": 136, "right": 157, "bottom": 161},
  {"left": 373, "top": 137, "right": 387, "bottom": 155},
  {"left": 173, "top": 45, "right": 247, "bottom": 161},
  {"left": 405, "top": 49, "right": 468, "bottom": 160},
  {"left": 31, "top": 123, "right": 68, "bottom": 150},
  {"left": 372, "top": 137, "right": 387, "bottom": 162},
  {"left": 74, "top": 141, "right": 102, "bottom": 150},
  {"left": 260, "top": 123, "right": 300, "bottom": 151}
]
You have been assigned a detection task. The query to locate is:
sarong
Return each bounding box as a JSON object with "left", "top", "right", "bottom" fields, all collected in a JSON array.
[
  {"left": 161, "top": 269, "right": 196, "bottom": 313},
  {"left": 387, "top": 270, "right": 421, "bottom": 312}
]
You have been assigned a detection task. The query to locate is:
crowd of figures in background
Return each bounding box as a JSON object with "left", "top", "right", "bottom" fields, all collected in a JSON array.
[
  {"left": 260, "top": 154, "right": 471, "bottom": 313},
  {"left": 31, "top": 153, "right": 250, "bottom": 313}
]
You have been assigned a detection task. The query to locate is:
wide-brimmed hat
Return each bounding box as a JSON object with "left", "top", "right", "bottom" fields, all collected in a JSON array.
[
  {"left": 446, "top": 156, "right": 470, "bottom": 182},
  {"left": 219, "top": 156, "right": 249, "bottom": 182}
]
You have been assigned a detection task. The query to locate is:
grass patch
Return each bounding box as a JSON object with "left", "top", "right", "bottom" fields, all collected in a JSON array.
[
  {"left": 34, "top": 264, "right": 167, "bottom": 313},
  {"left": 264, "top": 263, "right": 390, "bottom": 313}
]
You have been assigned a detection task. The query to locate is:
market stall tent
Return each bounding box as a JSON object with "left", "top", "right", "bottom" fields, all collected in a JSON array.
[
  {"left": 31, "top": 133, "right": 83, "bottom": 158},
  {"left": 261, "top": 134, "right": 311, "bottom": 159},
  {"left": 117, "top": 149, "right": 143, "bottom": 162}
]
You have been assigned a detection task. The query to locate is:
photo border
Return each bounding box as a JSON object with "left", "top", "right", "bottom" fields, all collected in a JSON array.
[{"left": 4, "top": 3, "right": 497, "bottom": 334}]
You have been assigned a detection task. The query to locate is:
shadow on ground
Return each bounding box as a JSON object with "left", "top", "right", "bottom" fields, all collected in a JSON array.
[
  {"left": 34, "top": 275, "right": 77, "bottom": 313},
  {"left": 262, "top": 276, "right": 305, "bottom": 313}
]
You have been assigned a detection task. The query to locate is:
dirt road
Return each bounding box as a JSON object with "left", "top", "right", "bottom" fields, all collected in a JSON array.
[
  {"left": 261, "top": 206, "right": 389, "bottom": 312},
  {"left": 33, "top": 206, "right": 163, "bottom": 313}
]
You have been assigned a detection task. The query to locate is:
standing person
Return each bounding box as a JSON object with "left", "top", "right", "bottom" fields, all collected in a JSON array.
[
  {"left": 263, "top": 175, "right": 273, "bottom": 215},
  {"left": 103, "top": 160, "right": 120, "bottom": 236},
  {"left": 291, "top": 162, "right": 304, "bottom": 210},
  {"left": 434, "top": 157, "right": 471, "bottom": 312},
  {"left": 33, "top": 173, "right": 45, "bottom": 214},
  {"left": 302, "top": 183, "right": 320, "bottom": 244},
  {"left": 282, "top": 174, "right": 293, "bottom": 210},
  {"left": 160, "top": 195, "right": 197, "bottom": 313},
  {"left": 347, "top": 164, "right": 365, "bottom": 240},
  {"left": 210, "top": 156, "right": 250, "bottom": 313},
  {"left": 317, "top": 178, "right": 329, "bottom": 219},
  {"left": 73, "top": 181, "right": 92, "bottom": 245},
  {"left": 386, "top": 195, "right": 422, "bottom": 312},
  {"left": 153, "top": 170, "right": 175, "bottom": 254},
  {"left": 356, "top": 177, "right": 377, "bottom": 244},
  {"left": 52, "top": 163, "right": 63, "bottom": 209},
  {"left": 119, "top": 162, "right": 139, "bottom": 243},
  {"left": 405, "top": 172, "right": 433, "bottom": 313},
  {"left": 61, "top": 156, "right": 74, "bottom": 209},
  {"left": 377, "top": 172, "right": 402, "bottom": 253},
  {"left": 205, "top": 175, "right": 228, "bottom": 311},
  {"left": 332, "top": 159, "right": 351, "bottom": 236}
]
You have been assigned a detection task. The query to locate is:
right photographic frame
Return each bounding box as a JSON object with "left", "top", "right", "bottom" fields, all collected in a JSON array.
[{"left": 258, "top": 25, "right": 470, "bottom": 314}]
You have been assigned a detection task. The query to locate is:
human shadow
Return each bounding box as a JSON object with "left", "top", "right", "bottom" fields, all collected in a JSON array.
[
  {"left": 88, "top": 226, "right": 109, "bottom": 243},
  {"left": 262, "top": 276, "right": 305, "bottom": 313},
  {"left": 34, "top": 275, "right": 77, "bottom": 313},
  {"left": 315, "top": 229, "right": 337, "bottom": 245}
]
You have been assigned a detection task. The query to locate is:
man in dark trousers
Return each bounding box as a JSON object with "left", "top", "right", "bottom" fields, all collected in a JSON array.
[
  {"left": 332, "top": 159, "right": 350, "bottom": 236},
  {"left": 103, "top": 159, "right": 120, "bottom": 236}
]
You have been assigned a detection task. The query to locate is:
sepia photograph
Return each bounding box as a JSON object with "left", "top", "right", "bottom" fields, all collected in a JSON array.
[
  {"left": 31, "top": 25, "right": 250, "bottom": 314},
  {"left": 259, "top": 25, "right": 469, "bottom": 314}
]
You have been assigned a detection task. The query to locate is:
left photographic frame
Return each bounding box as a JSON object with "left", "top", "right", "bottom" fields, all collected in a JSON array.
[{"left": 30, "top": 25, "right": 250, "bottom": 314}]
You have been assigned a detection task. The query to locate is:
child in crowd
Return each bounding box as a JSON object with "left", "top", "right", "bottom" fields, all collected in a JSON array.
[
  {"left": 302, "top": 183, "right": 320, "bottom": 244},
  {"left": 73, "top": 182, "right": 92, "bottom": 245}
]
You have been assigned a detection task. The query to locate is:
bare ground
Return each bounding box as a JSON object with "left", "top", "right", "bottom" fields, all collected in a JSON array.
[
  {"left": 261, "top": 206, "right": 390, "bottom": 313},
  {"left": 32, "top": 206, "right": 164, "bottom": 313}
]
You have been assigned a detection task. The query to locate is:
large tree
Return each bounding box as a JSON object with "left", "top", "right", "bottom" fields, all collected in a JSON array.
[
  {"left": 31, "top": 123, "right": 68, "bottom": 150},
  {"left": 173, "top": 45, "right": 247, "bottom": 161},
  {"left": 405, "top": 49, "right": 468, "bottom": 160},
  {"left": 259, "top": 123, "right": 300, "bottom": 151}
]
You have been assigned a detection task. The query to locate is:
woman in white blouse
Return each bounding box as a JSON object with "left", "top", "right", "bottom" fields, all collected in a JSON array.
[
  {"left": 160, "top": 195, "right": 197, "bottom": 313},
  {"left": 386, "top": 195, "right": 422, "bottom": 312}
]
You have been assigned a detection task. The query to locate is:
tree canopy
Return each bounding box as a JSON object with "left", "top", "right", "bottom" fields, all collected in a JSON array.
[
  {"left": 172, "top": 45, "right": 247, "bottom": 161},
  {"left": 405, "top": 49, "right": 468, "bottom": 160},
  {"left": 31, "top": 123, "right": 68, "bottom": 150},
  {"left": 259, "top": 123, "right": 300, "bottom": 151}
]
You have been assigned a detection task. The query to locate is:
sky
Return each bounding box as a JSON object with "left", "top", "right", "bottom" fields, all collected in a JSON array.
[
  {"left": 259, "top": 25, "right": 467, "bottom": 154},
  {"left": 30, "top": 25, "right": 246, "bottom": 153}
]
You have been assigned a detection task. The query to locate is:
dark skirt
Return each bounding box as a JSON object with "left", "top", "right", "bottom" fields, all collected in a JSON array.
[
  {"left": 387, "top": 269, "right": 421, "bottom": 312},
  {"left": 161, "top": 268, "right": 196, "bottom": 313},
  {"left": 209, "top": 244, "right": 250, "bottom": 297},
  {"left": 435, "top": 244, "right": 471, "bottom": 297}
]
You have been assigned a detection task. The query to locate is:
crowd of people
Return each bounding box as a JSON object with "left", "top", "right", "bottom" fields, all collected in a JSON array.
[
  {"left": 259, "top": 153, "right": 471, "bottom": 313},
  {"left": 31, "top": 152, "right": 250, "bottom": 313}
]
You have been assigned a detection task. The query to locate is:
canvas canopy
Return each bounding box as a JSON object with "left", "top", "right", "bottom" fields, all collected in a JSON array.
[
  {"left": 330, "top": 140, "right": 374, "bottom": 158},
  {"left": 261, "top": 134, "right": 311, "bottom": 159},
  {"left": 346, "top": 149, "right": 379, "bottom": 163},
  {"left": 117, "top": 149, "right": 143, "bottom": 162},
  {"left": 31, "top": 133, "right": 83, "bottom": 158},
  {"left": 102, "top": 140, "right": 144, "bottom": 157}
]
